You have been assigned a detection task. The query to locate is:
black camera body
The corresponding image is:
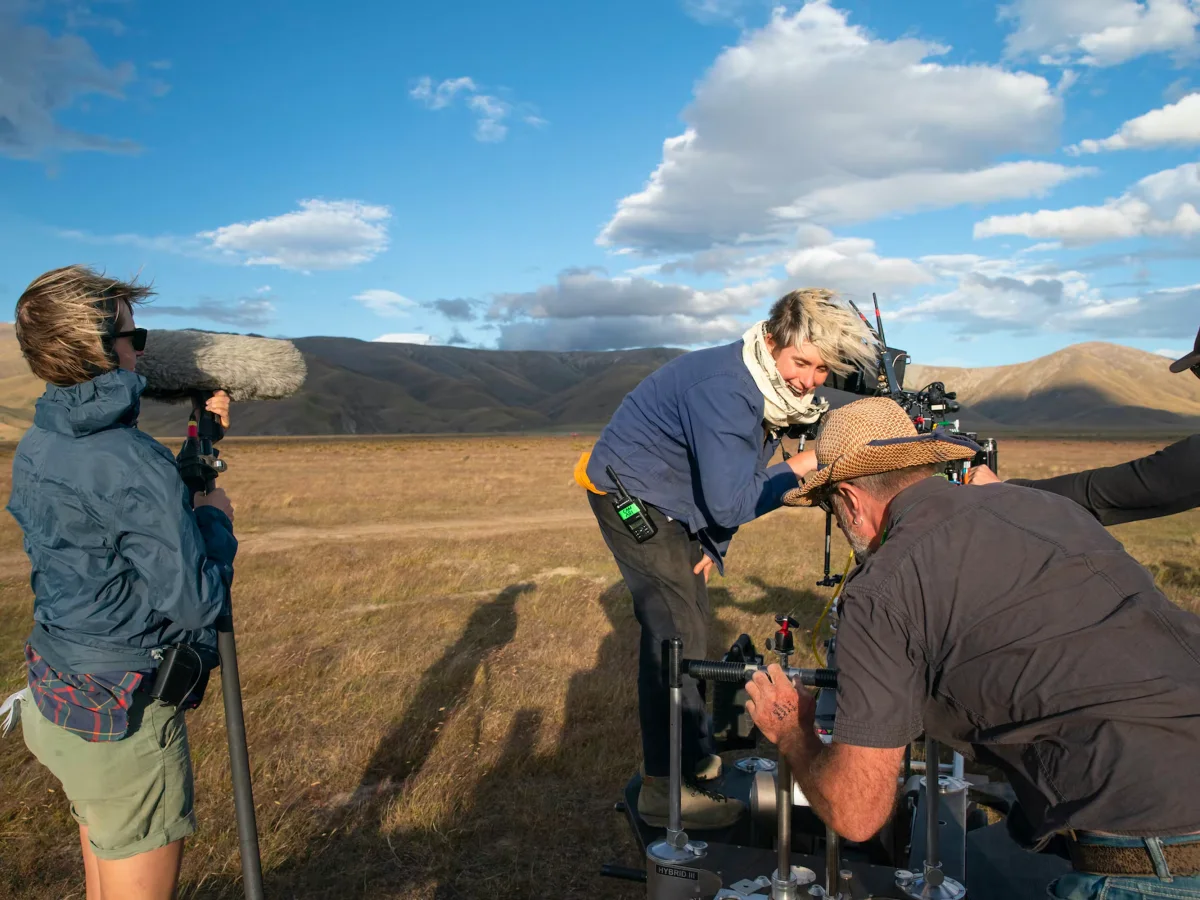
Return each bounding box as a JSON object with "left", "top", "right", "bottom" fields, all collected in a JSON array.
[{"left": 835, "top": 332, "right": 999, "bottom": 481}]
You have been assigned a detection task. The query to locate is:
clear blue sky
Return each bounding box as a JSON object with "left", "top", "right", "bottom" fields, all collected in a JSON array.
[{"left": 2, "top": 0, "right": 1198, "bottom": 367}]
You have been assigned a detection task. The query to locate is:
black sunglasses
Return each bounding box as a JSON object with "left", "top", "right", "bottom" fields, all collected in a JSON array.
[{"left": 112, "top": 328, "right": 148, "bottom": 352}]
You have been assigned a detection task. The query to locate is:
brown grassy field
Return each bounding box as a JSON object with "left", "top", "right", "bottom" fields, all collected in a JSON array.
[{"left": 0, "top": 436, "right": 1197, "bottom": 900}]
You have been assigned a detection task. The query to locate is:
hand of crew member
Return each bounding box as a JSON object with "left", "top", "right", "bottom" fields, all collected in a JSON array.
[
  {"left": 786, "top": 446, "right": 819, "bottom": 480},
  {"left": 694, "top": 554, "right": 715, "bottom": 583},
  {"left": 965, "top": 465, "right": 1001, "bottom": 486},
  {"left": 195, "top": 487, "right": 235, "bottom": 524},
  {"left": 206, "top": 390, "right": 231, "bottom": 429},
  {"left": 745, "top": 663, "right": 815, "bottom": 749}
]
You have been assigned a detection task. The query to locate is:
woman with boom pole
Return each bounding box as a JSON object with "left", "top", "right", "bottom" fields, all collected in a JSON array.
[{"left": 2, "top": 266, "right": 237, "bottom": 900}]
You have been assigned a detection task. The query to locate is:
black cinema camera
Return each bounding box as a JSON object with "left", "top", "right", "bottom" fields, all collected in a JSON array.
[{"left": 824, "top": 294, "right": 999, "bottom": 482}]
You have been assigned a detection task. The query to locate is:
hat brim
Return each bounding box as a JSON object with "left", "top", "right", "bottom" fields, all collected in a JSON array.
[{"left": 782, "top": 432, "right": 981, "bottom": 507}]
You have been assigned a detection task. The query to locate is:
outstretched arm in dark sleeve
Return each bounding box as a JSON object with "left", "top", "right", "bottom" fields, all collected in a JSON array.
[{"left": 1008, "top": 434, "right": 1200, "bottom": 526}]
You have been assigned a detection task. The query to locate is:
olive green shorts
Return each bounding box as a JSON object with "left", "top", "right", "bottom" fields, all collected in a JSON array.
[{"left": 22, "top": 689, "right": 196, "bottom": 860}]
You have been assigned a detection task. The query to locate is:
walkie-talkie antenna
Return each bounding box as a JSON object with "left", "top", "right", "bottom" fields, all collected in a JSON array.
[
  {"left": 872, "top": 292, "right": 887, "bottom": 347},
  {"left": 606, "top": 465, "right": 630, "bottom": 501}
]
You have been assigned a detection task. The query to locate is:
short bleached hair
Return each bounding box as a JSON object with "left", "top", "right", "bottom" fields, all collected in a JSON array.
[
  {"left": 766, "top": 288, "right": 878, "bottom": 378},
  {"left": 15, "top": 265, "right": 153, "bottom": 385}
]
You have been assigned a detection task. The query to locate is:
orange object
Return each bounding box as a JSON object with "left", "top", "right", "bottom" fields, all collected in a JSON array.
[{"left": 573, "top": 451, "right": 606, "bottom": 494}]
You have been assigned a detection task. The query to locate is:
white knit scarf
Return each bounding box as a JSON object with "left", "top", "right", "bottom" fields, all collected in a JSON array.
[{"left": 741, "top": 321, "right": 828, "bottom": 431}]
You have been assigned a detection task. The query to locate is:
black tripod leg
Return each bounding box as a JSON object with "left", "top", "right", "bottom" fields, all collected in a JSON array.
[{"left": 218, "top": 618, "right": 265, "bottom": 900}]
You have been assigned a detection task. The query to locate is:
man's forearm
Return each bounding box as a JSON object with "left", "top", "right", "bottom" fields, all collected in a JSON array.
[
  {"left": 778, "top": 728, "right": 841, "bottom": 831},
  {"left": 777, "top": 727, "right": 903, "bottom": 843}
]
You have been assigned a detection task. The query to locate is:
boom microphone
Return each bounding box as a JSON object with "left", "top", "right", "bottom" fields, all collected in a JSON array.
[
  {"left": 135, "top": 329, "right": 304, "bottom": 900},
  {"left": 137, "top": 329, "right": 307, "bottom": 402}
]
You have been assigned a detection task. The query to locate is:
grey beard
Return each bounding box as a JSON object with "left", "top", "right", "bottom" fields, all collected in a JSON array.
[
  {"left": 834, "top": 512, "right": 874, "bottom": 564},
  {"left": 847, "top": 532, "right": 873, "bottom": 565}
]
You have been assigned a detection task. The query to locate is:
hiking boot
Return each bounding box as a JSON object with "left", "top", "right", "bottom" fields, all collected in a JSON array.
[
  {"left": 637, "top": 774, "right": 745, "bottom": 830},
  {"left": 639, "top": 754, "right": 723, "bottom": 782}
]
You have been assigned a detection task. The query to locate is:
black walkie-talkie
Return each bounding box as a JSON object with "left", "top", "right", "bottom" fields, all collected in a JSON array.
[{"left": 606, "top": 465, "right": 658, "bottom": 543}]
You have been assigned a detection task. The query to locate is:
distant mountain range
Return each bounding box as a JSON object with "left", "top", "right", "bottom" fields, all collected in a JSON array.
[
  {"left": 905, "top": 342, "right": 1200, "bottom": 432},
  {"left": 0, "top": 325, "right": 1196, "bottom": 438}
]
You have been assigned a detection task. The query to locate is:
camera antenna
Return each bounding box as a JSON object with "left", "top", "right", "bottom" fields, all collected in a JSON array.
[
  {"left": 846, "top": 297, "right": 880, "bottom": 340},
  {"left": 872, "top": 292, "right": 888, "bottom": 347}
]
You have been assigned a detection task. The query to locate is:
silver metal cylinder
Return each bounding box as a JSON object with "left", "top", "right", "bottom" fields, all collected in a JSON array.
[
  {"left": 925, "top": 737, "right": 941, "bottom": 871},
  {"left": 776, "top": 754, "right": 792, "bottom": 896},
  {"left": 952, "top": 751, "right": 964, "bottom": 780},
  {"left": 668, "top": 684, "right": 682, "bottom": 840},
  {"left": 825, "top": 826, "right": 840, "bottom": 894}
]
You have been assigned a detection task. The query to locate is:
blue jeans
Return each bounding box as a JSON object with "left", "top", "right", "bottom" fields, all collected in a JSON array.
[{"left": 1049, "top": 834, "right": 1200, "bottom": 899}]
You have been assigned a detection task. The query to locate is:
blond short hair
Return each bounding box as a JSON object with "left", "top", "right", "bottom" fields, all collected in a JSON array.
[
  {"left": 766, "top": 288, "right": 877, "bottom": 378},
  {"left": 15, "top": 265, "right": 152, "bottom": 386}
]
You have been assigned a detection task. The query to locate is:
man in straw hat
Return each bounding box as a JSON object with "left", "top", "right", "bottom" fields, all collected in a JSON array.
[
  {"left": 967, "top": 323, "right": 1200, "bottom": 526},
  {"left": 744, "top": 397, "right": 1200, "bottom": 898}
]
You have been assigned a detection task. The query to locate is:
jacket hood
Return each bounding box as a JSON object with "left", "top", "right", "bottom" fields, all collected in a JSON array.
[{"left": 33, "top": 368, "right": 145, "bottom": 437}]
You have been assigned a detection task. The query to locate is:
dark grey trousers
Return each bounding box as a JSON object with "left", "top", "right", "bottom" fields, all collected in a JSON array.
[{"left": 589, "top": 491, "right": 714, "bottom": 778}]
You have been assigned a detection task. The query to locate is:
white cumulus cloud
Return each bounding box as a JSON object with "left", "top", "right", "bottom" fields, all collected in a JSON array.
[
  {"left": 201, "top": 199, "right": 391, "bottom": 271},
  {"left": 772, "top": 162, "right": 1094, "bottom": 226},
  {"left": 598, "top": 2, "right": 1074, "bottom": 256},
  {"left": 780, "top": 227, "right": 934, "bottom": 297},
  {"left": 894, "top": 256, "right": 1199, "bottom": 339},
  {"left": 1069, "top": 93, "right": 1200, "bottom": 153},
  {"left": 1001, "top": 0, "right": 1200, "bottom": 67},
  {"left": 353, "top": 289, "right": 414, "bottom": 316},
  {"left": 974, "top": 162, "right": 1200, "bottom": 244}
]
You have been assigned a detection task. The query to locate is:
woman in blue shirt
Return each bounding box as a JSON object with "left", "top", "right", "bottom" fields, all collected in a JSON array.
[{"left": 579, "top": 288, "right": 876, "bottom": 830}]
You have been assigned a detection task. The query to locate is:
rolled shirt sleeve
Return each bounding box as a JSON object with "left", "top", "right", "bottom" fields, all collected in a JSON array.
[{"left": 832, "top": 588, "right": 927, "bottom": 749}]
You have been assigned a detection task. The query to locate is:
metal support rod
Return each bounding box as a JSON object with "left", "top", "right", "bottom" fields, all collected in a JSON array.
[
  {"left": 667, "top": 637, "right": 684, "bottom": 843},
  {"left": 952, "top": 751, "right": 964, "bottom": 781},
  {"left": 823, "top": 512, "right": 832, "bottom": 577},
  {"left": 684, "top": 659, "right": 837, "bottom": 689},
  {"left": 907, "top": 759, "right": 957, "bottom": 775},
  {"left": 925, "top": 737, "right": 941, "bottom": 875},
  {"left": 218, "top": 619, "right": 264, "bottom": 900},
  {"left": 776, "top": 754, "right": 792, "bottom": 897},
  {"left": 825, "top": 827, "right": 840, "bottom": 894}
]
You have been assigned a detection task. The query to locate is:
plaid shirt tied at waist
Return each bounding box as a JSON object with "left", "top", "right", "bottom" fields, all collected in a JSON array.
[{"left": 23, "top": 644, "right": 149, "bottom": 742}]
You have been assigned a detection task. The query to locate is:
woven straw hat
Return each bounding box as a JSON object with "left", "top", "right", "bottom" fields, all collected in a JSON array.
[{"left": 781, "top": 397, "right": 981, "bottom": 507}]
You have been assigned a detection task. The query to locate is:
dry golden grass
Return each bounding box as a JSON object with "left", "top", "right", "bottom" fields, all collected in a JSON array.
[{"left": 0, "top": 436, "right": 1196, "bottom": 900}]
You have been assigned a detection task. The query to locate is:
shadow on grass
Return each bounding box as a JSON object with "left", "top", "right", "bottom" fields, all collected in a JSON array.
[{"left": 182, "top": 575, "right": 809, "bottom": 899}]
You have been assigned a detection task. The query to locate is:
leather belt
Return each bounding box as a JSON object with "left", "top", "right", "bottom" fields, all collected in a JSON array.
[{"left": 1068, "top": 835, "right": 1200, "bottom": 877}]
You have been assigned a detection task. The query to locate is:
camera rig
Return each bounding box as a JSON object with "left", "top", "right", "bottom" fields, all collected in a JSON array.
[{"left": 786, "top": 295, "right": 998, "bottom": 593}]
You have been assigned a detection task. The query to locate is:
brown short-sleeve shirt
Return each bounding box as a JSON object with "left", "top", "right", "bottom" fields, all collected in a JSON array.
[{"left": 831, "top": 477, "right": 1200, "bottom": 840}]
